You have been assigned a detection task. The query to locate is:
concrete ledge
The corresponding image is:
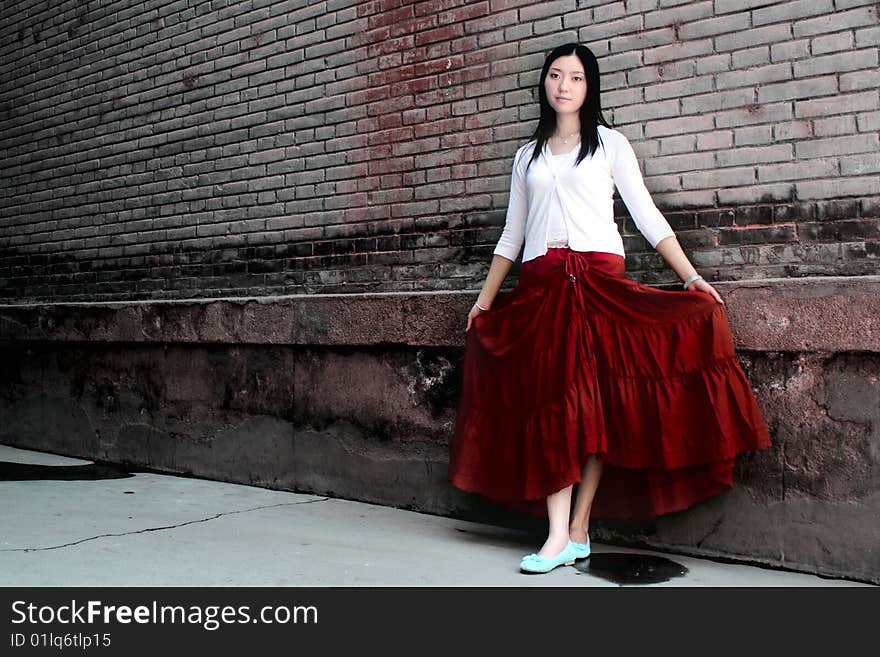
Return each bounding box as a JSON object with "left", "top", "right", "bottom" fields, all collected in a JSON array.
[
  {"left": 2, "top": 279, "right": 879, "bottom": 583},
  {"left": 1, "top": 275, "right": 879, "bottom": 351}
]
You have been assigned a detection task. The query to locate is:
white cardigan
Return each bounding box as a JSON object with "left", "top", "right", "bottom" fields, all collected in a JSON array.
[{"left": 493, "top": 125, "right": 676, "bottom": 263}]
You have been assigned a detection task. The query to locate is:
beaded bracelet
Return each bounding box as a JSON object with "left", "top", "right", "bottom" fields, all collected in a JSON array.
[{"left": 683, "top": 274, "right": 703, "bottom": 290}]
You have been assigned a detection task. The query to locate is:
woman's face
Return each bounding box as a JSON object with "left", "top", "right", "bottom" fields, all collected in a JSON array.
[{"left": 544, "top": 54, "right": 587, "bottom": 116}]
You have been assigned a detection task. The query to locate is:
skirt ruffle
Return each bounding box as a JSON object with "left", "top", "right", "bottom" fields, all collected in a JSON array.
[{"left": 448, "top": 247, "right": 772, "bottom": 520}]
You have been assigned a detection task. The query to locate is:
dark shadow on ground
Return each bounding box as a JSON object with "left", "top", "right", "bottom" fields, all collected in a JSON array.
[{"left": 0, "top": 461, "right": 135, "bottom": 481}]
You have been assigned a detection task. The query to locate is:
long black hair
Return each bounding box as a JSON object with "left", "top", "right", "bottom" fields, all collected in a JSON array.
[{"left": 524, "top": 43, "right": 611, "bottom": 172}]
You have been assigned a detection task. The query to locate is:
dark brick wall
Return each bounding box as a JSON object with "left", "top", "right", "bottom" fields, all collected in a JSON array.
[{"left": 1, "top": 0, "right": 879, "bottom": 302}]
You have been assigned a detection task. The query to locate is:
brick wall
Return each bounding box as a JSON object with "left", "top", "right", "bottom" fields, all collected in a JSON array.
[{"left": 1, "top": 0, "right": 878, "bottom": 302}]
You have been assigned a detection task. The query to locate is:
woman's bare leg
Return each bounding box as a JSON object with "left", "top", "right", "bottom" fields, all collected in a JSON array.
[
  {"left": 537, "top": 484, "right": 573, "bottom": 557},
  {"left": 569, "top": 456, "right": 604, "bottom": 543}
]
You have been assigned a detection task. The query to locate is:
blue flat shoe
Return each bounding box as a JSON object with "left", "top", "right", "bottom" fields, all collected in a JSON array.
[
  {"left": 571, "top": 535, "right": 591, "bottom": 559},
  {"left": 519, "top": 541, "right": 580, "bottom": 574}
]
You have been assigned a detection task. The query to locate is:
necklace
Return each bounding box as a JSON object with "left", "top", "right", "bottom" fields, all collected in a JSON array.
[{"left": 553, "top": 130, "right": 580, "bottom": 145}]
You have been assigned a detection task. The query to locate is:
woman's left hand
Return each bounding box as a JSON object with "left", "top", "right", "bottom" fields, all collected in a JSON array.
[{"left": 690, "top": 278, "right": 724, "bottom": 304}]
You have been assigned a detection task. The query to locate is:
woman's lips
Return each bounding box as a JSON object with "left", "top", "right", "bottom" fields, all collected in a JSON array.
[{"left": 556, "top": 97, "right": 570, "bottom": 101}]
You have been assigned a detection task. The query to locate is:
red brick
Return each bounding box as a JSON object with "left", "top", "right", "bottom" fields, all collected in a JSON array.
[{"left": 414, "top": 23, "right": 464, "bottom": 46}]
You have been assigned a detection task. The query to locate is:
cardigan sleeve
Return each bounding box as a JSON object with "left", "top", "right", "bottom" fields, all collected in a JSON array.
[
  {"left": 609, "top": 131, "right": 676, "bottom": 249},
  {"left": 493, "top": 145, "right": 528, "bottom": 262}
]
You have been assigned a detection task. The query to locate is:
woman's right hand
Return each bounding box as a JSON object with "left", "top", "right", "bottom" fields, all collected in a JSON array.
[{"left": 466, "top": 303, "right": 486, "bottom": 333}]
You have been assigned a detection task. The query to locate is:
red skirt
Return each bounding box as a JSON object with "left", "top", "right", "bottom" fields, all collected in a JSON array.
[{"left": 448, "top": 247, "right": 772, "bottom": 520}]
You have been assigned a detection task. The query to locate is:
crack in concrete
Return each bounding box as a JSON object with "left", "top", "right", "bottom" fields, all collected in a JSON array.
[
  {"left": 781, "top": 437, "right": 786, "bottom": 502},
  {"left": 695, "top": 515, "right": 725, "bottom": 549},
  {"left": 0, "top": 497, "right": 331, "bottom": 553}
]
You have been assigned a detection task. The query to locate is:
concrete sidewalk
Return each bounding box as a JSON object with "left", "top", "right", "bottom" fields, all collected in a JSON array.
[{"left": 0, "top": 444, "right": 871, "bottom": 587}]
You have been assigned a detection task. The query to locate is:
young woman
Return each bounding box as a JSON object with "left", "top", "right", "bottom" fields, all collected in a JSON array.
[{"left": 448, "top": 43, "right": 772, "bottom": 574}]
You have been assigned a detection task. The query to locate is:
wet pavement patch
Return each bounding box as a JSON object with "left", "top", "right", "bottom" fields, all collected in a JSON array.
[
  {"left": 575, "top": 552, "right": 689, "bottom": 585},
  {"left": 0, "top": 461, "right": 135, "bottom": 481}
]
